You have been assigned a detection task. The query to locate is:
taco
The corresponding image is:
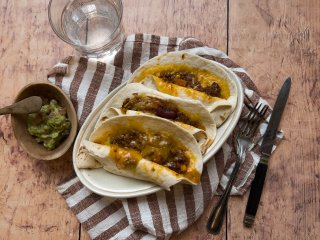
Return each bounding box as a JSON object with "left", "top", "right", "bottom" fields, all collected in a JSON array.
[
  {"left": 95, "top": 83, "right": 216, "bottom": 154},
  {"left": 128, "top": 52, "right": 238, "bottom": 126},
  {"left": 78, "top": 115, "right": 202, "bottom": 189}
]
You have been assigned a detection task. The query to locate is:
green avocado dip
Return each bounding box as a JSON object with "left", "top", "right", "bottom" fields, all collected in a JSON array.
[{"left": 27, "top": 99, "right": 71, "bottom": 150}]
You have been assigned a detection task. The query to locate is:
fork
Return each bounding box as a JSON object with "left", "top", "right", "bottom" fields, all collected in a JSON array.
[{"left": 207, "top": 102, "right": 268, "bottom": 234}]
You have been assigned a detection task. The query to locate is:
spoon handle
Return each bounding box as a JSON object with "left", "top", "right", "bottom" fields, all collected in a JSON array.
[
  {"left": 0, "top": 106, "right": 13, "bottom": 115},
  {"left": 0, "top": 104, "right": 28, "bottom": 115},
  {"left": 0, "top": 96, "right": 42, "bottom": 115}
]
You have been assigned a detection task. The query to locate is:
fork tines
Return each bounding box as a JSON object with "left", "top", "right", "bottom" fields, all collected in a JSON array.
[{"left": 240, "top": 103, "right": 269, "bottom": 137}]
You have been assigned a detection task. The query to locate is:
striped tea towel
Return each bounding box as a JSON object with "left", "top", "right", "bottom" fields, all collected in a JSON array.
[{"left": 48, "top": 34, "right": 283, "bottom": 239}]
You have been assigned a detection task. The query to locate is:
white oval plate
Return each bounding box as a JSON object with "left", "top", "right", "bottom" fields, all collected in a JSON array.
[{"left": 73, "top": 61, "right": 244, "bottom": 198}]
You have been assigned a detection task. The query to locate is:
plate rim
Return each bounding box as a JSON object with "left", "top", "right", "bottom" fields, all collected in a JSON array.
[{"left": 72, "top": 60, "right": 244, "bottom": 198}]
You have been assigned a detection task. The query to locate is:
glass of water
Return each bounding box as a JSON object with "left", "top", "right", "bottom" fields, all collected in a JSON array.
[{"left": 48, "top": 0, "right": 124, "bottom": 58}]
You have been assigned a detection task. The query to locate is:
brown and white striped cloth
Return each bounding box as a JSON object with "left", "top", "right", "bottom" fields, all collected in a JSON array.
[{"left": 48, "top": 34, "right": 283, "bottom": 240}]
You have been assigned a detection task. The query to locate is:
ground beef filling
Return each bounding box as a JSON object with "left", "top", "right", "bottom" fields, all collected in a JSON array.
[
  {"left": 157, "top": 71, "right": 221, "bottom": 97},
  {"left": 122, "top": 95, "right": 201, "bottom": 128},
  {"left": 110, "top": 130, "right": 190, "bottom": 174}
]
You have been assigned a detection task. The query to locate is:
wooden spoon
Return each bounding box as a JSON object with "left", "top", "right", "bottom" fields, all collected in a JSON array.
[{"left": 0, "top": 96, "right": 42, "bottom": 115}]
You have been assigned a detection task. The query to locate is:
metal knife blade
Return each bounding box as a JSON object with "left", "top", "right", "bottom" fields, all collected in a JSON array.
[
  {"left": 260, "top": 77, "right": 291, "bottom": 157},
  {"left": 243, "top": 77, "right": 292, "bottom": 228}
]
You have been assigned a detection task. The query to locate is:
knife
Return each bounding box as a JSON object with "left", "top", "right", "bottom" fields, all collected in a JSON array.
[{"left": 243, "top": 77, "right": 291, "bottom": 227}]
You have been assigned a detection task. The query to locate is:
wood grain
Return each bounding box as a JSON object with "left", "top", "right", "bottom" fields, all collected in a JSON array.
[
  {"left": 0, "top": 0, "right": 77, "bottom": 239},
  {"left": 122, "top": 0, "right": 228, "bottom": 51},
  {"left": 228, "top": 0, "right": 320, "bottom": 239},
  {"left": 0, "top": 0, "right": 319, "bottom": 239}
]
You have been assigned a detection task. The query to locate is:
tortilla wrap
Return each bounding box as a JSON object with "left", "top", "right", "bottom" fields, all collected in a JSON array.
[
  {"left": 78, "top": 115, "right": 203, "bottom": 189},
  {"left": 95, "top": 83, "right": 216, "bottom": 154},
  {"left": 128, "top": 52, "right": 238, "bottom": 126}
]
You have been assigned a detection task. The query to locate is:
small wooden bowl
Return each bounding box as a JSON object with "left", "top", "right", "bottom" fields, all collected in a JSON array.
[{"left": 11, "top": 82, "right": 78, "bottom": 160}]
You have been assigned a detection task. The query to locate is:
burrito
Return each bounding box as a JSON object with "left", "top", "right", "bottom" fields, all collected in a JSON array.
[
  {"left": 128, "top": 52, "right": 238, "bottom": 126},
  {"left": 78, "top": 115, "right": 203, "bottom": 189},
  {"left": 95, "top": 83, "right": 216, "bottom": 154}
]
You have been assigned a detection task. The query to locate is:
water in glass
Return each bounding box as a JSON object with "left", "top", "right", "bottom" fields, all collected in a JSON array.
[{"left": 61, "top": 0, "right": 123, "bottom": 55}]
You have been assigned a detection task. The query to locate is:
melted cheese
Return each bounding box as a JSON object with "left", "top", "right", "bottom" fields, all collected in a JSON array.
[
  {"left": 183, "top": 151, "right": 200, "bottom": 183},
  {"left": 134, "top": 64, "right": 230, "bottom": 99},
  {"left": 109, "top": 145, "right": 141, "bottom": 169},
  {"left": 153, "top": 76, "right": 221, "bottom": 104},
  {"left": 93, "top": 119, "right": 199, "bottom": 178}
]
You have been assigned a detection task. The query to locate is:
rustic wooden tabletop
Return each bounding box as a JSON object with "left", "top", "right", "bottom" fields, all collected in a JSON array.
[{"left": 0, "top": 0, "right": 319, "bottom": 239}]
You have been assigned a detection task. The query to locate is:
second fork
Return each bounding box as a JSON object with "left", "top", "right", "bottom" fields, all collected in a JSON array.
[{"left": 207, "top": 102, "right": 268, "bottom": 234}]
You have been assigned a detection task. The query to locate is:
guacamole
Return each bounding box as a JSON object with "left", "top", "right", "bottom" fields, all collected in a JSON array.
[{"left": 27, "top": 99, "right": 71, "bottom": 150}]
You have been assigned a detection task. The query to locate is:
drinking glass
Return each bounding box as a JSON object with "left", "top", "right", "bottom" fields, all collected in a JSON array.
[{"left": 48, "top": 0, "right": 124, "bottom": 58}]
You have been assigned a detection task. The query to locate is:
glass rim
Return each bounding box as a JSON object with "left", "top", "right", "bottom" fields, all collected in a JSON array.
[{"left": 48, "top": 0, "right": 124, "bottom": 49}]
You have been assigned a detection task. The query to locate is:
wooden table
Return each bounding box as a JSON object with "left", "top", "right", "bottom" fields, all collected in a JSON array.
[{"left": 0, "top": 0, "right": 319, "bottom": 239}]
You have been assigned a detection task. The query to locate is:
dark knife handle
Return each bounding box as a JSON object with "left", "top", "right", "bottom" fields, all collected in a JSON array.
[{"left": 243, "top": 161, "right": 268, "bottom": 227}]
